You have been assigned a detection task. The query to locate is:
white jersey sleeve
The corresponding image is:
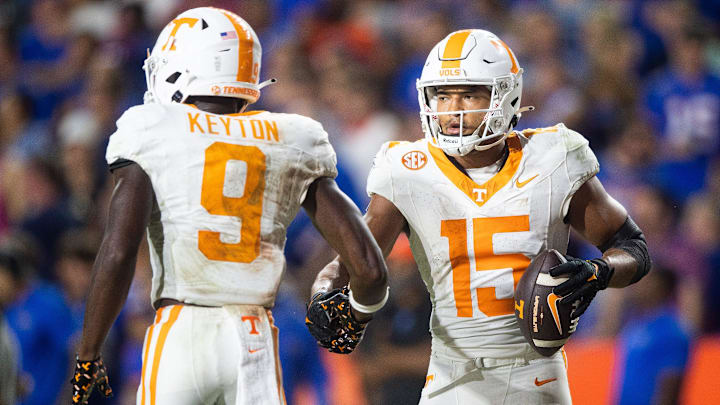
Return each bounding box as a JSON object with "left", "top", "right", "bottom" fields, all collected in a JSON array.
[
  {"left": 106, "top": 104, "right": 167, "bottom": 168},
  {"left": 296, "top": 115, "right": 337, "bottom": 189},
  {"left": 306, "top": 118, "right": 337, "bottom": 179},
  {"left": 366, "top": 141, "right": 399, "bottom": 201},
  {"left": 560, "top": 127, "right": 600, "bottom": 217},
  {"left": 291, "top": 116, "right": 338, "bottom": 202}
]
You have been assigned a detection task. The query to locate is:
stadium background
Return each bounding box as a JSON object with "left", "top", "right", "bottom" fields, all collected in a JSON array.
[{"left": 0, "top": 0, "right": 719, "bottom": 404}]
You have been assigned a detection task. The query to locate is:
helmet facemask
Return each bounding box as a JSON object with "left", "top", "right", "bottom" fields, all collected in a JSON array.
[
  {"left": 143, "top": 52, "right": 188, "bottom": 104},
  {"left": 417, "top": 71, "right": 522, "bottom": 156}
]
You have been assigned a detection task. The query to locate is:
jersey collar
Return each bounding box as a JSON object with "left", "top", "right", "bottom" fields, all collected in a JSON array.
[{"left": 427, "top": 134, "right": 523, "bottom": 207}]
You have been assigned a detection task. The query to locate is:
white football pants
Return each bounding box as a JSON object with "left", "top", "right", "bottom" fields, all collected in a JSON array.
[
  {"left": 136, "top": 304, "right": 285, "bottom": 405},
  {"left": 420, "top": 349, "right": 571, "bottom": 405}
]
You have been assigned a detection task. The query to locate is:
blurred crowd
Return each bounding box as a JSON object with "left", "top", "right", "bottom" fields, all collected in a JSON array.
[{"left": 0, "top": 0, "right": 719, "bottom": 404}]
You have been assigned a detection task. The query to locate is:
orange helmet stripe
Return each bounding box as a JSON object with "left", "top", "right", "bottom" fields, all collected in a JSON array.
[
  {"left": 492, "top": 39, "right": 519, "bottom": 74},
  {"left": 220, "top": 11, "right": 255, "bottom": 83},
  {"left": 441, "top": 30, "right": 472, "bottom": 68}
]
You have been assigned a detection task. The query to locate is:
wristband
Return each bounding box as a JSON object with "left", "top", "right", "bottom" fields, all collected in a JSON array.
[{"left": 348, "top": 286, "right": 389, "bottom": 314}]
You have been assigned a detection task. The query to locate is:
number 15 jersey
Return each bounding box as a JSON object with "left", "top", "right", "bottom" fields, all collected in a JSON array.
[
  {"left": 367, "top": 124, "right": 599, "bottom": 359},
  {"left": 106, "top": 103, "right": 337, "bottom": 308}
]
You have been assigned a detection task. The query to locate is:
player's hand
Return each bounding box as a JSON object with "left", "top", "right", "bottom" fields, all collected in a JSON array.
[
  {"left": 549, "top": 256, "right": 613, "bottom": 319},
  {"left": 305, "top": 286, "right": 369, "bottom": 354},
  {"left": 70, "top": 356, "right": 113, "bottom": 404}
]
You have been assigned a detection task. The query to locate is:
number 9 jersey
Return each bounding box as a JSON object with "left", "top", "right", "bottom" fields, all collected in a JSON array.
[
  {"left": 106, "top": 103, "right": 337, "bottom": 308},
  {"left": 367, "top": 124, "right": 598, "bottom": 360}
]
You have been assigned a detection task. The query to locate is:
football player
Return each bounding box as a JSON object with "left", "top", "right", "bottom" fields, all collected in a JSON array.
[
  {"left": 72, "top": 7, "right": 388, "bottom": 405},
  {"left": 312, "top": 29, "right": 650, "bottom": 404}
]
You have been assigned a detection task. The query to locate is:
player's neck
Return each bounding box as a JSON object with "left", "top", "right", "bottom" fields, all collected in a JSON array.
[
  {"left": 453, "top": 139, "right": 508, "bottom": 170},
  {"left": 184, "top": 97, "right": 247, "bottom": 115}
]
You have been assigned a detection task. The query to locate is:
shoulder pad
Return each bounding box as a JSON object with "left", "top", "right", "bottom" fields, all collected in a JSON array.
[
  {"left": 378, "top": 140, "right": 414, "bottom": 158},
  {"left": 559, "top": 124, "right": 590, "bottom": 152},
  {"left": 279, "top": 113, "right": 330, "bottom": 153},
  {"left": 386, "top": 140, "right": 413, "bottom": 150},
  {"left": 559, "top": 124, "right": 599, "bottom": 217},
  {"left": 116, "top": 104, "right": 168, "bottom": 132},
  {"left": 520, "top": 123, "right": 571, "bottom": 151},
  {"left": 520, "top": 124, "right": 563, "bottom": 139}
]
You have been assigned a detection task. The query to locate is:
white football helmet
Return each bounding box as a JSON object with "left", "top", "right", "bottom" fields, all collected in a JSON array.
[
  {"left": 143, "top": 7, "right": 274, "bottom": 105},
  {"left": 417, "top": 29, "right": 530, "bottom": 156}
]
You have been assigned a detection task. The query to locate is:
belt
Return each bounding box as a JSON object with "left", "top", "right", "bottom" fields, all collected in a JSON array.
[
  {"left": 154, "top": 298, "right": 217, "bottom": 309},
  {"left": 428, "top": 351, "right": 544, "bottom": 396}
]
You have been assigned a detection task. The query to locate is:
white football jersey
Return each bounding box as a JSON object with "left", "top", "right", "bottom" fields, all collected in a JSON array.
[
  {"left": 106, "top": 103, "right": 337, "bottom": 307},
  {"left": 367, "top": 124, "right": 599, "bottom": 359}
]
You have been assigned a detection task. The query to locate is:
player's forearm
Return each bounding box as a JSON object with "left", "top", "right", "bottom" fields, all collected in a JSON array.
[
  {"left": 344, "top": 240, "right": 388, "bottom": 305},
  {"left": 311, "top": 258, "right": 348, "bottom": 296},
  {"left": 322, "top": 210, "right": 388, "bottom": 304},
  {"left": 602, "top": 248, "right": 639, "bottom": 288},
  {"left": 598, "top": 216, "right": 651, "bottom": 288},
  {"left": 313, "top": 253, "right": 387, "bottom": 306},
  {"left": 328, "top": 210, "right": 387, "bottom": 299},
  {"left": 77, "top": 247, "right": 137, "bottom": 359},
  {"left": 311, "top": 257, "right": 385, "bottom": 322},
  {"left": 305, "top": 178, "right": 388, "bottom": 304}
]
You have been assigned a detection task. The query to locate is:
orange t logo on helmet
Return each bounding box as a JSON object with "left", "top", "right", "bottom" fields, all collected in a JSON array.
[{"left": 161, "top": 18, "right": 199, "bottom": 51}]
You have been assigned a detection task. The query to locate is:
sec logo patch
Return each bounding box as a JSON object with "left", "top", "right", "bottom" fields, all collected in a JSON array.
[{"left": 402, "top": 151, "right": 427, "bottom": 170}]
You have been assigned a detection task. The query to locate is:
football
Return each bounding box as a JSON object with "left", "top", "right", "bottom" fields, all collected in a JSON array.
[{"left": 514, "top": 249, "right": 579, "bottom": 357}]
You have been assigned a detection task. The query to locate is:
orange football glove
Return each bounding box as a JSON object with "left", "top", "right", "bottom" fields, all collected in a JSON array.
[{"left": 70, "top": 356, "right": 113, "bottom": 404}]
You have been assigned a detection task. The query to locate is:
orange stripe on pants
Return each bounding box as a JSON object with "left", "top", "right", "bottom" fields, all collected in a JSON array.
[
  {"left": 141, "top": 307, "right": 165, "bottom": 405},
  {"left": 268, "top": 310, "right": 287, "bottom": 405},
  {"left": 148, "top": 305, "right": 182, "bottom": 405}
]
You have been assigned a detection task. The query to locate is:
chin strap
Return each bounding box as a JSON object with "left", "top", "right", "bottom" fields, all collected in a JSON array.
[
  {"left": 472, "top": 133, "right": 507, "bottom": 152},
  {"left": 471, "top": 105, "right": 535, "bottom": 153},
  {"left": 437, "top": 104, "right": 537, "bottom": 156},
  {"left": 143, "top": 91, "right": 155, "bottom": 104},
  {"left": 510, "top": 105, "right": 535, "bottom": 127},
  {"left": 517, "top": 106, "right": 535, "bottom": 114},
  {"left": 258, "top": 78, "right": 277, "bottom": 89}
]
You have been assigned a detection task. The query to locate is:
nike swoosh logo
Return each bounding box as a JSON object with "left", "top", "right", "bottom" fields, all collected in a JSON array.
[
  {"left": 547, "top": 293, "right": 563, "bottom": 335},
  {"left": 248, "top": 348, "right": 264, "bottom": 354},
  {"left": 535, "top": 377, "right": 557, "bottom": 386},
  {"left": 516, "top": 174, "right": 539, "bottom": 188},
  {"left": 587, "top": 262, "right": 598, "bottom": 282}
]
